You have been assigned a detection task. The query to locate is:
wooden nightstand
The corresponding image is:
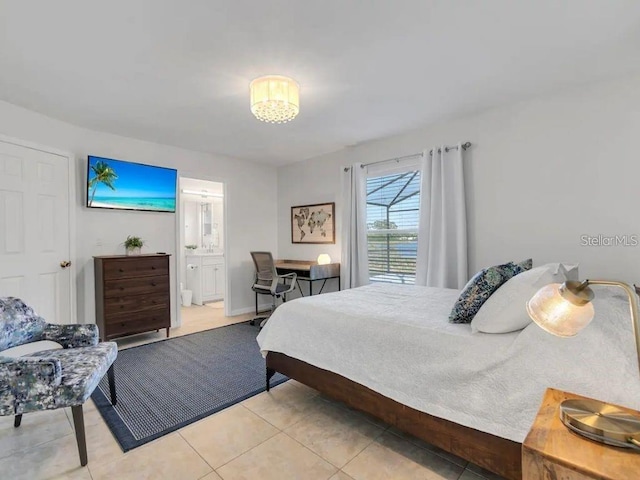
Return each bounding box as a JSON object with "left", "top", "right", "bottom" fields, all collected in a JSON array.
[{"left": 523, "top": 388, "right": 640, "bottom": 480}]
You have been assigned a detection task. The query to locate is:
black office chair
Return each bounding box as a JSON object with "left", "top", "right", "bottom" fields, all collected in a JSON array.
[{"left": 250, "top": 251, "right": 297, "bottom": 327}]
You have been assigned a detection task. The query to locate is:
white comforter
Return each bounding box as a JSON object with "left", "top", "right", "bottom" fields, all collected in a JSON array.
[{"left": 257, "top": 283, "right": 640, "bottom": 442}]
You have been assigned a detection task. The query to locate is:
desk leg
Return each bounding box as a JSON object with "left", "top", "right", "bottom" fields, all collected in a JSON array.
[
  {"left": 338, "top": 276, "right": 341, "bottom": 291},
  {"left": 317, "top": 279, "right": 328, "bottom": 295},
  {"left": 309, "top": 281, "right": 313, "bottom": 296}
]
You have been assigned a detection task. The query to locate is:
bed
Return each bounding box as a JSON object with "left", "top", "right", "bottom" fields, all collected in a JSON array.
[{"left": 257, "top": 283, "right": 640, "bottom": 480}]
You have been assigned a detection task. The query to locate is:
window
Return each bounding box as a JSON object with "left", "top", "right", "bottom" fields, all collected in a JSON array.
[{"left": 366, "top": 170, "right": 420, "bottom": 284}]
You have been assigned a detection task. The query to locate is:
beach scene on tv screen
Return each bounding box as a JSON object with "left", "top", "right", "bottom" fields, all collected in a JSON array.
[{"left": 87, "top": 156, "right": 176, "bottom": 212}]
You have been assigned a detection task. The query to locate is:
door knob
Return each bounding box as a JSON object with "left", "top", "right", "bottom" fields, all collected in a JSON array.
[{"left": 60, "top": 261, "right": 72, "bottom": 269}]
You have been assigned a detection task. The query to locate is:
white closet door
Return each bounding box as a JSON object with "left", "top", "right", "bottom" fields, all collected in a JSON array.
[{"left": 0, "top": 140, "right": 72, "bottom": 324}]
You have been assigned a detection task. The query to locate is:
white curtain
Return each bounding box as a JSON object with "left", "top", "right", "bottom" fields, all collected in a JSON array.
[
  {"left": 341, "top": 163, "right": 369, "bottom": 288},
  {"left": 415, "top": 145, "right": 468, "bottom": 289}
]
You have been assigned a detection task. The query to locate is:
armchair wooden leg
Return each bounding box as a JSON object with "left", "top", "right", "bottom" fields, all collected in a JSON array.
[
  {"left": 71, "top": 405, "right": 88, "bottom": 466},
  {"left": 107, "top": 364, "right": 117, "bottom": 406},
  {"left": 14, "top": 414, "right": 22, "bottom": 428}
]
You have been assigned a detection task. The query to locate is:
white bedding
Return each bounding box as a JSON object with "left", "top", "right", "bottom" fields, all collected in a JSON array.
[{"left": 257, "top": 283, "right": 640, "bottom": 442}]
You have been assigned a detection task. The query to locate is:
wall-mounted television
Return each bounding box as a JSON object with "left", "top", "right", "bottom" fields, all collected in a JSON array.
[{"left": 86, "top": 156, "right": 177, "bottom": 213}]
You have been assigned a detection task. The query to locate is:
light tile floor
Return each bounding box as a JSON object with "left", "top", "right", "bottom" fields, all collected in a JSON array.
[
  {"left": 115, "top": 302, "right": 253, "bottom": 349},
  {"left": 0, "top": 305, "right": 506, "bottom": 480}
]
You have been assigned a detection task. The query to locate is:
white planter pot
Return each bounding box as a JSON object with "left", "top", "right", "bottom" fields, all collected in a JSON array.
[{"left": 126, "top": 247, "right": 141, "bottom": 256}]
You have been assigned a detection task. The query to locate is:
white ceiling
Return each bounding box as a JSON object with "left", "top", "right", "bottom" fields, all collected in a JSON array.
[{"left": 1, "top": 1, "right": 639, "bottom": 167}]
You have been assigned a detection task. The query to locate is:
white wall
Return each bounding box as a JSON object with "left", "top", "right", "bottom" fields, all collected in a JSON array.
[
  {"left": 0, "top": 100, "right": 278, "bottom": 324},
  {"left": 278, "top": 74, "right": 640, "bottom": 285}
]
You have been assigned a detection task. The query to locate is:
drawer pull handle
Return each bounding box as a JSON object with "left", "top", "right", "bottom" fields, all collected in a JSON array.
[
  {"left": 152, "top": 266, "right": 156, "bottom": 270},
  {"left": 119, "top": 268, "right": 124, "bottom": 272},
  {"left": 151, "top": 282, "right": 157, "bottom": 286}
]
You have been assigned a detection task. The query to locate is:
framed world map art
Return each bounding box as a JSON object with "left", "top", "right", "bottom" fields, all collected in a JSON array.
[{"left": 291, "top": 202, "right": 335, "bottom": 244}]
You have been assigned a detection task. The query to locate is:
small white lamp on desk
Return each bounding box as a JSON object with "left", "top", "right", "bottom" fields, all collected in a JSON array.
[
  {"left": 526, "top": 279, "right": 640, "bottom": 450},
  {"left": 317, "top": 254, "right": 331, "bottom": 265}
]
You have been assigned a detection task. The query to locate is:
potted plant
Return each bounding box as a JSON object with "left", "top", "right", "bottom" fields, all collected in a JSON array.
[{"left": 124, "top": 235, "right": 144, "bottom": 256}]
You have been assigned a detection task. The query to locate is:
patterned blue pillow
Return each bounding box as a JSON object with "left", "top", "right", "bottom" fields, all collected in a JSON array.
[{"left": 448, "top": 259, "right": 532, "bottom": 324}]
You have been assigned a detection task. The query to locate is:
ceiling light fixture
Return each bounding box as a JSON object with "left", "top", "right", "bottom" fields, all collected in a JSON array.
[{"left": 250, "top": 75, "right": 299, "bottom": 124}]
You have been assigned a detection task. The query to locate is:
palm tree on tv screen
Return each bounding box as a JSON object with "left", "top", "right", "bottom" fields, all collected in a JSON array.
[{"left": 88, "top": 160, "right": 118, "bottom": 206}]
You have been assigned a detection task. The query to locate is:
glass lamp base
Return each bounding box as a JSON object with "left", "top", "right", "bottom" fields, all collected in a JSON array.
[{"left": 560, "top": 399, "right": 640, "bottom": 450}]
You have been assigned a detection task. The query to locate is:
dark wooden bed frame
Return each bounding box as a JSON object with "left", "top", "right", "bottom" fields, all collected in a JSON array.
[{"left": 266, "top": 352, "right": 522, "bottom": 480}]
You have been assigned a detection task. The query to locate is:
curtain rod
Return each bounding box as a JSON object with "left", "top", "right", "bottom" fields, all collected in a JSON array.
[{"left": 342, "top": 142, "right": 471, "bottom": 172}]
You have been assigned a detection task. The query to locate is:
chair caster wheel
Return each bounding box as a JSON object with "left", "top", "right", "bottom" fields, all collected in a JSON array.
[{"left": 249, "top": 320, "right": 255, "bottom": 326}]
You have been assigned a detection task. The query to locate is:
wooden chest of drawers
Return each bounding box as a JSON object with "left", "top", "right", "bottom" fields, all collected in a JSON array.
[{"left": 94, "top": 254, "right": 171, "bottom": 340}]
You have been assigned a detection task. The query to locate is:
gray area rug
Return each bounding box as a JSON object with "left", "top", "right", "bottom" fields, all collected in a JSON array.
[{"left": 92, "top": 322, "right": 287, "bottom": 451}]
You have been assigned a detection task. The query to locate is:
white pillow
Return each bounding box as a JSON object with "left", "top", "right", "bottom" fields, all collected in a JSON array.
[
  {"left": 541, "top": 262, "right": 579, "bottom": 280},
  {"left": 0, "top": 340, "right": 63, "bottom": 358},
  {"left": 471, "top": 263, "right": 578, "bottom": 334}
]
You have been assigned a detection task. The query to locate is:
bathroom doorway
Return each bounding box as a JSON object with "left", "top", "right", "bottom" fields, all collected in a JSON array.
[{"left": 177, "top": 177, "right": 228, "bottom": 328}]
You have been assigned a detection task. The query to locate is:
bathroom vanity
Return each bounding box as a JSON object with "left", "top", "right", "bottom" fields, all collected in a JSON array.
[{"left": 186, "top": 253, "right": 225, "bottom": 305}]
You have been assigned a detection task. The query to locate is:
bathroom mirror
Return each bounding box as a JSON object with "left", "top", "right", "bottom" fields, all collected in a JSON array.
[
  {"left": 180, "top": 178, "right": 225, "bottom": 253},
  {"left": 201, "top": 203, "right": 212, "bottom": 236},
  {"left": 200, "top": 202, "right": 212, "bottom": 249}
]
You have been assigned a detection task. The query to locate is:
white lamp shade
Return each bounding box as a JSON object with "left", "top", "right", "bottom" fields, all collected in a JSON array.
[
  {"left": 317, "top": 254, "right": 331, "bottom": 265},
  {"left": 250, "top": 75, "right": 299, "bottom": 123},
  {"left": 526, "top": 283, "right": 595, "bottom": 337}
]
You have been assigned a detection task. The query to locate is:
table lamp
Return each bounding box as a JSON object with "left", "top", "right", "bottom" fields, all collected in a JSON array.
[
  {"left": 317, "top": 254, "right": 331, "bottom": 265},
  {"left": 527, "top": 279, "right": 640, "bottom": 450}
]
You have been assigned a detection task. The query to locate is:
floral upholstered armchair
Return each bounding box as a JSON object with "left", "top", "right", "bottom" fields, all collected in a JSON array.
[{"left": 0, "top": 297, "right": 118, "bottom": 466}]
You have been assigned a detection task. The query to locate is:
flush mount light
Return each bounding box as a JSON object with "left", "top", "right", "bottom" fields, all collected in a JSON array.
[{"left": 250, "top": 75, "right": 299, "bottom": 124}]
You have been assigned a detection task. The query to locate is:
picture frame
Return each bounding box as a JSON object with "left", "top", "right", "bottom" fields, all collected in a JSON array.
[{"left": 291, "top": 202, "right": 335, "bottom": 244}]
